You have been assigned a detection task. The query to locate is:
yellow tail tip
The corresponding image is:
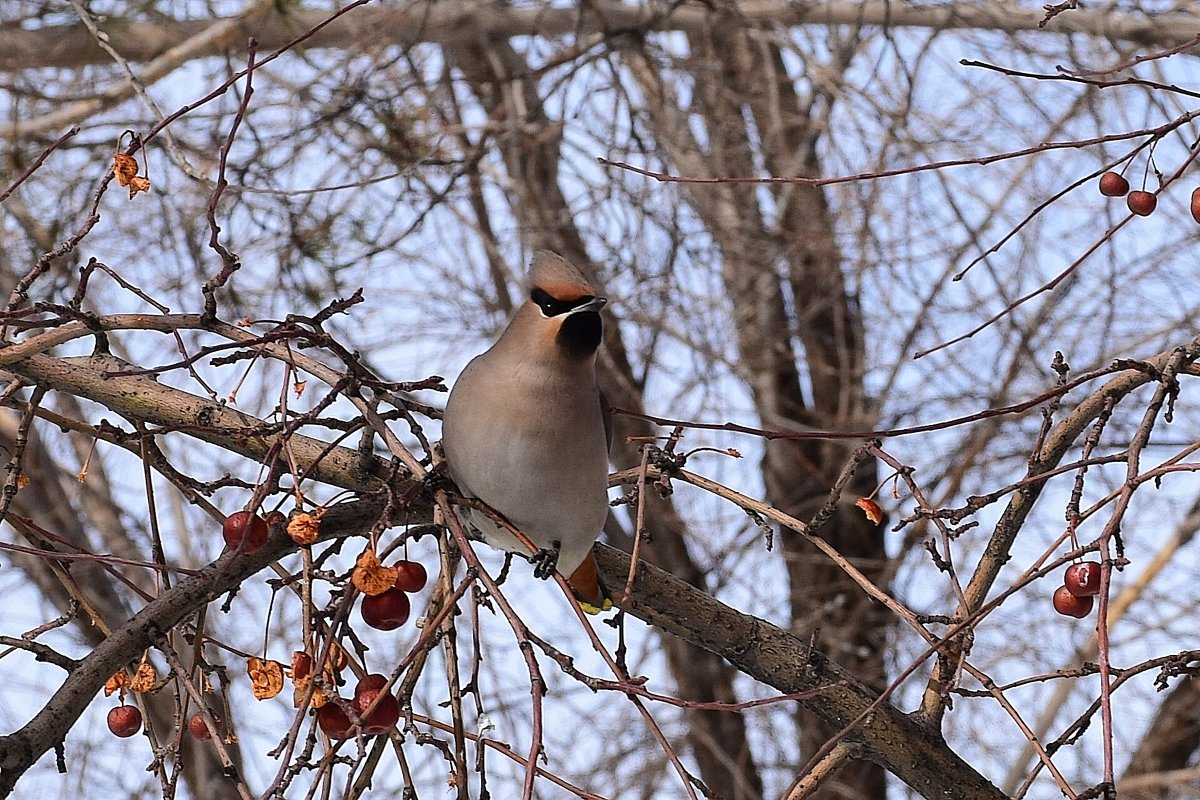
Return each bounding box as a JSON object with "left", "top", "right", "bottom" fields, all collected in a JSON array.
[{"left": 578, "top": 596, "right": 613, "bottom": 615}]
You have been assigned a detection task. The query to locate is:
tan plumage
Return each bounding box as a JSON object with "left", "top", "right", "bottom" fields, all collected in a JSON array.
[{"left": 442, "top": 251, "right": 612, "bottom": 611}]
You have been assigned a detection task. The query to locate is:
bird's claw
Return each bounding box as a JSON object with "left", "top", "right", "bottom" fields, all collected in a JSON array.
[
  {"left": 530, "top": 544, "right": 560, "bottom": 580},
  {"left": 419, "top": 464, "right": 452, "bottom": 498}
]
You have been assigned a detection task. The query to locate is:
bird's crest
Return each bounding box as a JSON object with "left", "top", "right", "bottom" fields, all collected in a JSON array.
[{"left": 529, "top": 251, "right": 596, "bottom": 301}]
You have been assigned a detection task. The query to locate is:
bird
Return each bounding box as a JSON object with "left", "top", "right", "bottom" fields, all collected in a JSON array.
[{"left": 441, "top": 251, "right": 613, "bottom": 613}]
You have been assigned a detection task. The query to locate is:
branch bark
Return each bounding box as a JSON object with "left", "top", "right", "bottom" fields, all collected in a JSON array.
[
  {"left": 1119, "top": 677, "right": 1200, "bottom": 799},
  {"left": 0, "top": 323, "right": 395, "bottom": 492},
  {"left": 2, "top": 1, "right": 1196, "bottom": 73},
  {"left": 592, "top": 545, "right": 1007, "bottom": 800}
]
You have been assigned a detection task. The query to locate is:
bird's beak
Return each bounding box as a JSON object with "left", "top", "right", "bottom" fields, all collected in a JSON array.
[{"left": 573, "top": 296, "right": 607, "bottom": 314}]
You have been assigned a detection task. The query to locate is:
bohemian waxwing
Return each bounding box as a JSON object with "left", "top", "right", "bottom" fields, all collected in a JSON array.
[{"left": 442, "top": 251, "right": 613, "bottom": 612}]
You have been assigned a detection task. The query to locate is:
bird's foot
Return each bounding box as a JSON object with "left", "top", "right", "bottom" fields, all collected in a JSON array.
[
  {"left": 418, "top": 463, "right": 452, "bottom": 499},
  {"left": 529, "top": 542, "right": 561, "bottom": 580}
]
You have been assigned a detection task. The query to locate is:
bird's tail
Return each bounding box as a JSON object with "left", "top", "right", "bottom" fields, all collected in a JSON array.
[{"left": 567, "top": 551, "right": 612, "bottom": 615}]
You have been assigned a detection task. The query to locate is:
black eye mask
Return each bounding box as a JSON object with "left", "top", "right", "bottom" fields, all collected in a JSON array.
[{"left": 531, "top": 287, "right": 598, "bottom": 317}]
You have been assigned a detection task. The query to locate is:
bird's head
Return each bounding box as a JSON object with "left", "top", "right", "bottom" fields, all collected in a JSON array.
[{"left": 522, "top": 251, "right": 607, "bottom": 359}]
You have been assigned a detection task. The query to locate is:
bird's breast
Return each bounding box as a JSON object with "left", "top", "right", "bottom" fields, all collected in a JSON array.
[{"left": 442, "top": 358, "right": 610, "bottom": 533}]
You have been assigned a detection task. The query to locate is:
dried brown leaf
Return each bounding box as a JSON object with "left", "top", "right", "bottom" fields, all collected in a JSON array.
[
  {"left": 289, "top": 651, "right": 331, "bottom": 708},
  {"left": 112, "top": 153, "right": 151, "bottom": 198},
  {"left": 126, "top": 175, "right": 151, "bottom": 198},
  {"left": 325, "top": 639, "right": 348, "bottom": 673},
  {"left": 129, "top": 657, "right": 158, "bottom": 692},
  {"left": 352, "top": 548, "right": 397, "bottom": 596},
  {"left": 855, "top": 497, "right": 884, "bottom": 525},
  {"left": 104, "top": 668, "right": 130, "bottom": 697},
  {"left": 112, "top": 153, "right": 139, "bottom": 185},
  {"left": 248, "top": 657, "right": 284, "bottom": 700},
  {"left": 287, "top": 510, "right": 321, "bottom": 546},
  {"left": 293, "top": 681, "right": 328, "bottom": 709}
]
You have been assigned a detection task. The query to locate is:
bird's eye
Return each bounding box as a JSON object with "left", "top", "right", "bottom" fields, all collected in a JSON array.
[{"left": 530, "top": 287, "right": 596, "bottom": 317}]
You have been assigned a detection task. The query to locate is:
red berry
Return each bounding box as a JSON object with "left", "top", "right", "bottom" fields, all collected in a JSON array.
[
  {"left": 222, "top": 510, "right": 269, "bottom": 553},
  {"left": 1064, "top": 561, "right": 1101, "bottom": 597},
  {"left": 362, "top": 698, "right": 399, "bottom": 735},
  {"left": 354, "top": 674, "right": 388, "bottom": 699},
  {"left": 317, "top": 702, "right": 354, "bottom": 739},
  {"left": 1191, "top": 187, "right": 1200, "bottom": 225},
  {"left": 1052, "top": 585, "right": 1094, "bottom": 618},
  {"left": 1098, "top": 171, "right": 1129, "bottom": 197},
  {"left": 361, "top": 588, "right": 410, "bottom": 631},
  {"left": 392, "top": 560, "right": 428, "bottom": 593},
  {"left": 107, "top": 705, "right": 143, "bottom": 738},
  {"left": 188, "top": 709, "right": 220, "bottom": 740},
  {"left": 264, "top": 510, "right": 286, "bottom": 529},
  {"left": 1126, "top": 190, "right": 1157, "bottom": 216},
  {"left": 353, "top": 675, "right": 399, "bottom": 735},
  {"left": 292, "top": 651, "right": 313, "bottom": 681}
]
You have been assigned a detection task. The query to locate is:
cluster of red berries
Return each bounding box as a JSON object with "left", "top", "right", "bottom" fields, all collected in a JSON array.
[
  {"left": 361, "top": 560, "right": 427, "bottom": 630},
  {"left": 105, "top": 705, "right": 222, "bottom": 740},
  {"left": 316, "top": 674, "right": 400, "bottom": 739},
  {"left": 220, "top": 514, "right": 430, "bottom": 633},
  {"left": 1052, "top": 561, "right": 1101, "bottom": 618},
  {"left": 1098, "top": 171, "right": 1200, "bottom": 222},
  {"left": 105, "top": 511, "right": 427, "bottom": 744}
]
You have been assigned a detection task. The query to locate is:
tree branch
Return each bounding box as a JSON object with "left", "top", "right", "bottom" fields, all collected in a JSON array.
[
  {"left": 592, "top": 545, "right": 1007, "bottom": 799},
  {"left": 4, "top": 352, "right": 389, "bottom": 491},
  {"left": 2, "top": 1, "right": 1196, "bottom": 74}
]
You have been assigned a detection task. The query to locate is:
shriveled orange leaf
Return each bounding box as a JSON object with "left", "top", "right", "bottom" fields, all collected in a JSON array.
[
  {"left": 293, "top": 681, "right": 328, "bottom": 709},
  {"left": 289, "top": 650, "right": 331, "bottom": 708},
  {"left": 126, "top": 175, "right": 151, "bottom": 198},
  {"left": 129, "top": 657, "right": 158, "bottom": 693},
  {"left": 248, "top": 657, "right": 284, "bottom": 700},
  {"left": 112, "top": 153, "right": 151, "bottom": 198},
  {"left": 352, "top": 548, "right": 397, "bottom": 596},
  {"left": 112, "top": 153, "right": 139, "bottom": 185},
  {"left": 104, "top": 668, "right": 131, "bottom": 697},
  {"left": 287, "top": 510, "right": 321, "bottom": 546},
  {"left": 855, "top": 497, "right": 884, "bottom": 525}
]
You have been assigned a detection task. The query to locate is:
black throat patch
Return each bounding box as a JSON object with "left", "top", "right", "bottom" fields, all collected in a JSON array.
[{"left": 557, "top": 311, "right": 602, "bottom": 358}]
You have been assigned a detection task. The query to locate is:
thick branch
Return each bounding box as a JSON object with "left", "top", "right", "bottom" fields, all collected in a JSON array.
[
  {"left": 592, "top": 545, "right": 1006, "bottom": 800},
  {"left": 2, "top": 353, "right": 392, "bottom": 492},
  {"left": 1119, "top": 677, "right": 1200, "bottom": 796},
  {"left": 1, "top": 1, "right": 1195, "bottom": 73}
]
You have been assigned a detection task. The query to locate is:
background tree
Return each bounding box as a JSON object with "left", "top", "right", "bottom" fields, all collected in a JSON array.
[{"left": 1, "top": 2, "right": 1200, "bottom": 798}]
